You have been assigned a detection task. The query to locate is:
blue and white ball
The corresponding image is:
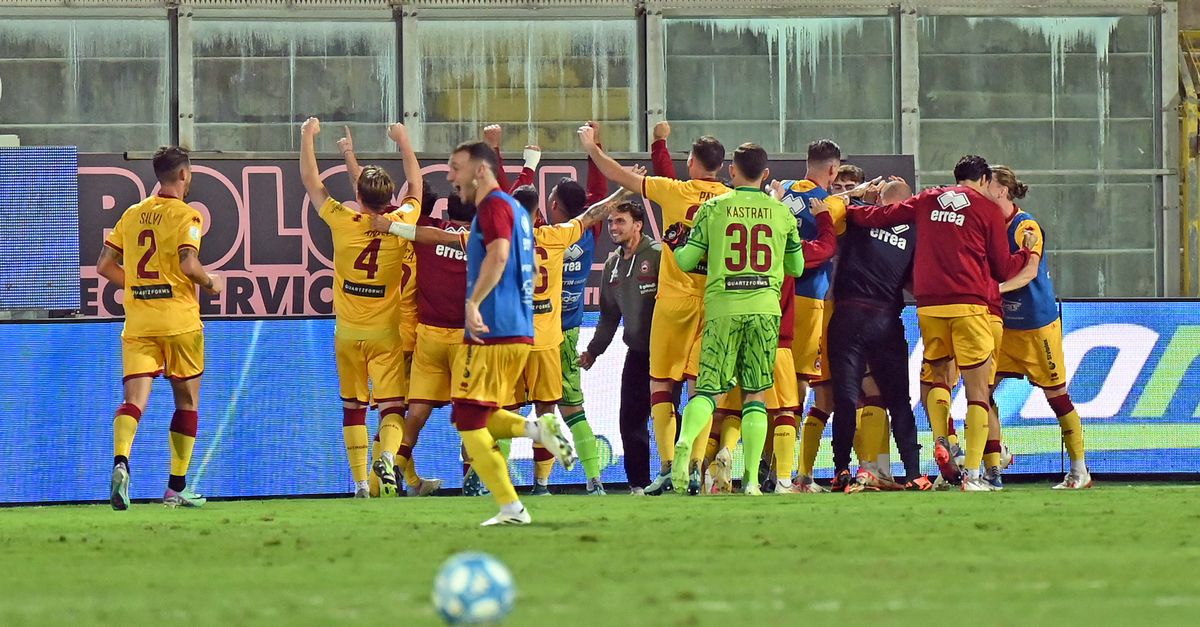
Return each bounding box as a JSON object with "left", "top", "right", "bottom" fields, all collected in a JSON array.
[{"left": 433, "top": 552, "right": 516, "bottom": 624}]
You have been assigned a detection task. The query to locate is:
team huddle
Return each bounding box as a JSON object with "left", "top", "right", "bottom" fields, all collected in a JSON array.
[{"left": 98, "top": 117, "right": 1091, "bottom": 524}]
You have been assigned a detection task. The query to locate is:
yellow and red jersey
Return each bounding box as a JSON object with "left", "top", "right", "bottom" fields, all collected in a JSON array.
[
  {"left": 104, "top": 195, "right": 204, "bottom": 337},
  {"left": 642, "top": 176, "right": 730, "bottom": 299},
  {"left": 532, "top": 218, "right": 585, "bottom": 349},
  {"left": 319, "top": 196, "right": 418, "bottom": 340}
]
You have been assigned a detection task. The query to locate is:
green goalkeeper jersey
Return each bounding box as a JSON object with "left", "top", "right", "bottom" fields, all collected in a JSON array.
[{"left": 675, "top": 186, "right": 804, "bottom": 320}]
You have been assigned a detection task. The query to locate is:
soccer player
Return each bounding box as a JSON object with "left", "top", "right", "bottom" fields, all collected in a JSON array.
[
  {"left": 581, "top": 120, "right": 730, "bottom": 495},
  {"left": 484, "top": 123, "right": 540, "bottom": 193},
  {"left": 846, "top": 155, "right": 1036, "bottom": 491},
  {"left": 669, "top": 143, "right": 805, "bottom": 495},
  {"left": 99, "top": 146, "right": 223, "bottom": 510},
  {"left": 582, "top": 201, "right": 662, "bottom": 494},
  {"left": 777, "top": 139, "right": 848, "bottom": 493},
  {"left": 300, "top": 118, "right": 422, "bottom": 497},
  {"left": 829, "top": 164, "right": 865, "bottom": 196},
  {"left": 446, "top": 140, "right": 576, "bottom": 525},
  {"left": 557, "top": 123, "right": 614, "bottom": 495},
  {"left": 337, "top": 126, "right": 442, "bottom": 497},
  {"left": 507, "top": 179, "right": 629, "bottom": 495},
  {"left": 824, "top": 178, "right": 926, "bottom": 492},
  {"left": 989, "top": 165, "right": 1090, "bottom": 489}
]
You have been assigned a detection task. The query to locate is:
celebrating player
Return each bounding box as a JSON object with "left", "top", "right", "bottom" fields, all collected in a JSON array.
[
  {"left": 99, "top": 145, "right": 223, "bottom": 510},
  {"left": 445, "top": 141, "right": 575, "bottom": 525},
  {"left": 669, "top": 143, "right": 806, "bottom": 495},
  {"left": 300, "top": 118, "right": 422, "bottom": 497},
  {"left": 990, "top": 165, "right": 1091, "bottom": 489},
  {"left": 582, "top": 120, "right": 730, "bottom": 495},
  {"left": 847, "top": 155, "right": 1036, "bottom": 491}
]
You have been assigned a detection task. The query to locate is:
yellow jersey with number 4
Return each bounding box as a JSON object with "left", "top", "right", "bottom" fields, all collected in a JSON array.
[
  {"left": 642, "top": 176, "right": 730, "bottom": 300},
  {"left": 532, "top": 218, "right": 584, "bottom": 349},
  {"left": 104, "top": 195, "right": 204, "bottom": 338},
  {"left": 319, "top": 197, "right": 418, "bottom": 340}
]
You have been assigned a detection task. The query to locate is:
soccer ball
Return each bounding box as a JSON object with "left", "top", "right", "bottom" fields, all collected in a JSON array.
[{"left": 433, "top": 552, "right": 516, "bottom": 624}]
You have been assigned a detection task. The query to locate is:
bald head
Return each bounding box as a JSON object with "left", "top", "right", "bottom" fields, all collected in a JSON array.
[{"left": 880, "top": 180, "right": 912, "bottom": 205}]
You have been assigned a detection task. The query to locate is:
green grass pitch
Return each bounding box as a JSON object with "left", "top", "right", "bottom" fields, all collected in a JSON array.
[{"left": 2, "top": 484, "right": 1199, "bottom": 626}]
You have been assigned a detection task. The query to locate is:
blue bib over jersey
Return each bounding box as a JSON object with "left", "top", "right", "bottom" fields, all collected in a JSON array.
[
  {"left": 1001, "top": 211, "right": 1059, "bottom": 330},
  {"left": 466, "top": 190, "right": 535, "bottom": 341},
  {"left": 779, "top": 180, "right": 834, "bottom": 300}
]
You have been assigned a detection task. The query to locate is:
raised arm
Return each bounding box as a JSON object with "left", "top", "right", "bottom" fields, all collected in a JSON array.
[
  {"left": 847, "top": 192, "right": 919, "bottom": 229},
  {"left": 389, "top": 123, "right": 421, "bottom": 204},
  {"left": 650, "top": 121, "right": 678, "bottom": 179},
  {"left": 337, "top": 126, "right": 362, "bottom": 187},
  {"left": 483, "top": 124, "right": 514, "bottom": 192},
  {"left": 579, "top": 124, "right": 645, "bottom": 194},
  {"left": 576, "top": 187, "right": 635, "bottom": 230},
  {"left": 300, "top": 117, "right": 330, "bottom": 208},
  {"left": 987, "top": 209, "right": 1034, "bottom": 283},
  {"left": 511, "top": 145, "right": 541, "bottom": 191}
]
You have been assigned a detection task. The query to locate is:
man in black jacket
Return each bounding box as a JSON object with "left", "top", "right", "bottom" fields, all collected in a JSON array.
[{"left": 581, "top": 202, "right": 661, "bottom": 494}]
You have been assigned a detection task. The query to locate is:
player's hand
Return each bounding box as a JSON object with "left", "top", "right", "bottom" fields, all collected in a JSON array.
[
  {"left": 630, "top": 164, "right": 647, "bottom": 177},
  {"left": 768, "top": 179, "right": 785, "bottom": 200},
  {"left": 587, "top": 120, "right": 601, "bottom": 144},
  {"left": 523, "top": 145, "right": 543, "bottom": 170},
  {"left": 653, "top": 120, "right": 671, "bottom": 141},
  {"left": 301, "top": 117, "right": 321, "bottom": 136},
  {"left": 337, "top": 126, "right": 354, "bottom": 155},
  {"left": 579, "top": 351, "right": 596, "bottom": 370},
  {"left": 844, "top": 176, "right": 882, "bottom": 199},
  {"left": 483, "top": 124, "right": 502, "bottom": 149},
  {"left": 662, "top": 222, "right": 692, "bottom": 250},
  {"left": 577, "top": 124, "right": 598, "bottom": 150},
  {"left": 464, "top": 300, "right": 489, "bottom": 341},
  {"left": 204, "top": 273, "right": 224, "bottom": 295},
  {"left": 809, "top": 197, "right": 829, "bottom": 215},
  {"left": 370, "top": 213, "right": 393, "bottom": 234},
  {"left": 388, "top": 122, "right": 409, "bottom": 146},
  {"left": 1022, "top": 229, "right": 1039, "bottom": 251}
]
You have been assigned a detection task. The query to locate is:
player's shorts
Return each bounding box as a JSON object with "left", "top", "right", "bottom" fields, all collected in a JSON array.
[
  {"left": 696, "top": 314, "right": 782, "bottom": 396},
  {"left": 714, "top": 348, "right": 796, "bottom": 413},
  {"left": 649, "top": 295, "right": 703, "bottom": 382},
  {"left": 559, "top": 326, "right": 584, "bottom": 407},
  {"left": 792, "top": 296, "right": 832, "bottom": 383},
  {"left": 916, "top": 304, "right": 994, "bottom": 370},
  {"left": 408, "top": 324, "right": 467, "bottom": 406},
  {"left": 455, "top": 342, "right": 531, "bottom": 408},
  {"left": 510, "top": 347, "right": 563, "bottom": 406},
  {"left": 121, "top": 329, "right": 205, "bottom": 382},
  {"left": 988, "top": 314, "right": 1004, "bottom": 385},
  {"left": 765, "top": 348, "right": 801, "bottom": 412},
  {"left": 335, "top": 333, "right": 407, "bottom": 405},
  {"left": 998, "top": 319, "right": 1067, "bottom": 390}
]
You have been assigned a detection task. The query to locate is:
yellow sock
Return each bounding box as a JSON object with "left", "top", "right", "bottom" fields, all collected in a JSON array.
[
  {"left": 1059, "top": 410, "right": 1085, "bottom": 461},
  {"left": 773, "top": 416, "right": 797, "bottom": 481},
  {"left": 369, "top": 439, "right": 382, "bottom": 496},
  {"left": 799, "top": 408, "right": 829, "bottom": 477},
  {"left": 533, "top": 444, "right": 554, "bottom": 484},
  {"left": 704, "top": 430, "right": 720, "bottom": 464},
  {"left": 719, "top": 415, "right": 741, "bottom": 453},
  {"left": 879, "top": 412, "right": 892, "bottom": 465},
  {"left": 926, "top": 385, "right": 952, "bottom": 441},
  {"left": 112, "top": 403, "right": 141, "bottom": 460},
  {"left": 378, "top": 408, "right": 405, "bottom": 457},
  {"left": 460, "top": 427, "right": 519, "bottom": 505},
  {"left": 342, "top": 408, "right": 369, "bottom": 483},
  {"left": 857, "top": 404, "right": 887, "bottom": 466},
  {"left": 397, "top": 444, "right": 420, "bottom": 487},
  {"left": 947, "top": 431, "right": 960, "bottom": 449},
  {"left": 486, "top": 408, "right": 527, "bottom": 440},
  {"left": 651, "top": 392, "right": 676, "bottom": 469},
  {"left": 168, "top": 410, "right": 198, "bottom": 478},
  {"left": 852, "top": 408, "right": 866, "bottom": 462},
  {"left": 964, "top": 402, "right": 989, "bottom": 471}
]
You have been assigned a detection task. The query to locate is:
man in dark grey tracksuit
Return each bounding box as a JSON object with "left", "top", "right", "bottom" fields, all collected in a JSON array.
[{"left": 580, "top": 201, "right": 661, "bottom": 492}]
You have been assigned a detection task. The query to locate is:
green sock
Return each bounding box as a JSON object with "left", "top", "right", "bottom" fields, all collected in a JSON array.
[
  {"left": 565, "top": 411, "right": 600, "bottom": 482},
  {"left": 741, "top": 401, "right": 768, "bottom": 489},
  {"left": 677, "top": 395, "right": 716, "bottom": 453}
]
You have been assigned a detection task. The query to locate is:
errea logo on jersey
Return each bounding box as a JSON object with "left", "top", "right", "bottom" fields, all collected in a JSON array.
[{"left": 931, "top": 190, "right": 969, "bottom": 226}]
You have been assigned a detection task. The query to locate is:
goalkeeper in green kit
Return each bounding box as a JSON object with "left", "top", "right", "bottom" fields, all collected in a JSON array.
[{"left": 668, "top": 143, "right": 806, "bottom": 495}]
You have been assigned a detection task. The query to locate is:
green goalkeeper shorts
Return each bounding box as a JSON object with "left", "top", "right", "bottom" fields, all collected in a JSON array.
[
  {"left": 559, "top": 327, "right": 585, "bottom": 407},
  {"left": 696, "top": 314, "right": 781, "bottom": 396}
]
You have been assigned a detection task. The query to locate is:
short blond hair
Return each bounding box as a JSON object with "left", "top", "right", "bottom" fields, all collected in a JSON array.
[{"left": 357, "top": 165, "right": 395, "bottom": 211}]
